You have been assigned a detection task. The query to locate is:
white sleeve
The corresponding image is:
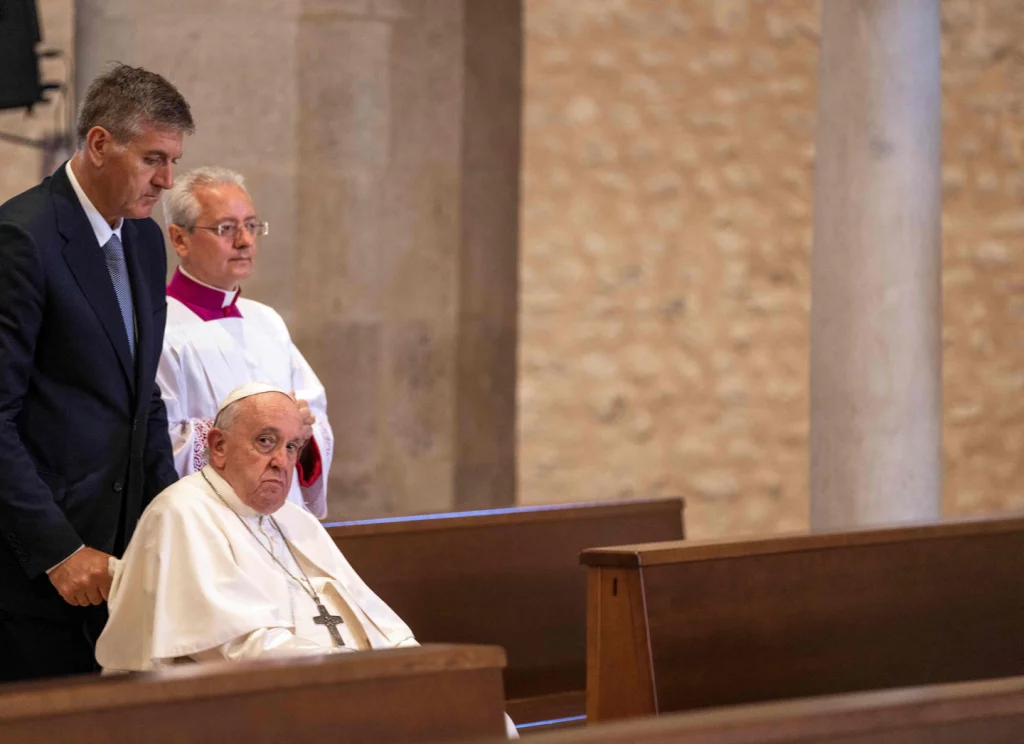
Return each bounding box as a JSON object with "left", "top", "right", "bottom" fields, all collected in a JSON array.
[
  {"left": 290, "top": 341, "right": 333, "bottom": 519},
  {"left": 157, "top": 343, "right": 213, "bottom": 477},
  {"left": 188, "top": 627, "right": 350, "bottom": 662}
]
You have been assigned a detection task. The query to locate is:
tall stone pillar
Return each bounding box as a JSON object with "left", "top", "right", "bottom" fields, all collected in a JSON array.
[
  {"left": 809, "top": 0, "right": 942, "bottom": 530},
  {"left": 76, "top": 0, "right": 521, "bottom": 519}
]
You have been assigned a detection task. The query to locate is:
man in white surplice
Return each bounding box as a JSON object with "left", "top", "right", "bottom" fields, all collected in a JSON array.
[
  {"left": 157, "top": 167, "right": 331, "bottom": 518},
  {"left": 96, "top": 383, "right": 416, "bottom": 667}
]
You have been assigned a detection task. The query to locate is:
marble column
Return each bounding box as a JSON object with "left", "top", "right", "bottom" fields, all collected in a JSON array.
[
  {"left": 76, "top": 0, "right": 521, "bottom": 519},
  {"left": 809, "top": 0, "right": 943, "bottom": 530}
]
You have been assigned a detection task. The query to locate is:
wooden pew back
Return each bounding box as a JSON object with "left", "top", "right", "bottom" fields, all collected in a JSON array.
[
  {"left": 475, "top": 674, "right": 1024, "bottom": 744},
  {"left": 0, "top": 645, "right": 507, "bottom": 744},
  {"left": 328, "top": 498, "right": 685, "bottom": 704},
  {"left": 582, "top": 515, "right": 1024, "bottom": 722}
]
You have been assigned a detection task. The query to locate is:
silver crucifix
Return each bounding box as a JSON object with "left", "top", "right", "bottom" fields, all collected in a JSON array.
[{"left": 313, "top": 603, "right": 345, "bottom": 647}]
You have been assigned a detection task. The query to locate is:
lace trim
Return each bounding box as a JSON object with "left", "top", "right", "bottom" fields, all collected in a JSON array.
[{"left": 192, "top": 418, "right": 213, "bottom": 473}]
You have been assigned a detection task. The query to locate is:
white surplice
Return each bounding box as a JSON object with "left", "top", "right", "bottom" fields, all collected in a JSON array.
[
  {"left": 95, "top": 467, "right": 417, "bottom": 670},
  {"left": 158, "top": 289, "right": 333, "bottom": 518}
]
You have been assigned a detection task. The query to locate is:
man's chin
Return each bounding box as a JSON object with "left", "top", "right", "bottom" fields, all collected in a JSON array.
[
  {"left": 251, "top": 486, "right": 289, "bottom": 514},
  {"left": 230, "top": 264, "right": 253, "bottom": 282},
  {"left": 126, "top": 205, "right": 155, "bottom": 220},
  {"left": 129, "top": 198, "right": 161, "bottom": 219}
]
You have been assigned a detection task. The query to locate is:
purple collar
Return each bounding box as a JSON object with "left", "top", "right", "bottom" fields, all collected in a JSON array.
[{"left": 167, "top": 268, "right": 243, "bottom": 321}]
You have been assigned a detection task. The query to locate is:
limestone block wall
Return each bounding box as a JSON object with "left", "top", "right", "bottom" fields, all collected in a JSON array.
[{"left": 518, "top": 0, "right": 1024, "bottom": 537}]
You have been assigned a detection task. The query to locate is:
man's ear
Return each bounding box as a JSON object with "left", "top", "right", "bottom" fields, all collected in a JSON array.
[
  {"left": 168, "top": 224, "right": 190, "bottom": 259},
  {"left": 84, "top": 125, "right": 114, "bottom": 168},
  {"left": 208, "top": 428, "right": 228, "bottom": 469}
]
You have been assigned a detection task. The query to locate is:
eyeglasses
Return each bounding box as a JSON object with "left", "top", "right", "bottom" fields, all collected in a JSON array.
[{"left": 192, "top": 221, "right": 269, "bottom": 240}]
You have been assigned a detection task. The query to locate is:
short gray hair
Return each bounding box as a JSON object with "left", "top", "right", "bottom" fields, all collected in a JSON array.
[
  {"left": 212, "top": 397, "right": 246, "bottom": 432},
  {"left": 206, "top": 396, "right": 246, "bottom": 461},
  {"left": 163, "top": 166, "right": 249, "bottom": 230},
  {"left": 77, "top": 63, "right": 194, "bottom": 148}
]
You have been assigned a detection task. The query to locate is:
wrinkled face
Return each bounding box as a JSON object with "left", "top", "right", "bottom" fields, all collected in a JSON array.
[
  {"left": 209, "top": 393, "right": 303, "bottom": 515},
  {"left": 90, "top": 119, "right": 183, "bottom": 221},
  {"left": 170, "top": 183, "right": 258, "bottom": 290}
]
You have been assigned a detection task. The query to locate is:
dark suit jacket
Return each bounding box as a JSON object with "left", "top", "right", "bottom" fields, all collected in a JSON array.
[{"left": 0, "top": 164, "right": 179, "bottom": 620}]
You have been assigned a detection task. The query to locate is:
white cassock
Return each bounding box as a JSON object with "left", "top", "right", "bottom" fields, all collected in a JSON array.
[
  {"left": 95, "top": 467, "right": 520, "bottom": 738},
  {"left": 158, "top": 268, "right": 333, "bottom": 518},
  {"left": 96, "top": 466, "right": 417, "bottom": 668}
]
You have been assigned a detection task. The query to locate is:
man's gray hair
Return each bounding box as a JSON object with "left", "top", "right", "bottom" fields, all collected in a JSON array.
[
  {"left": 163, "top": 166, "right": 249, "bottom": 230},
  {"left": 76, "top": 63, "right": 194, "bottom": 148},
  {"left": 212, "top": 397, "right": 246, "bottom": 432},
  {"left": 206, "top": 397, "right": 246, "bottom": 461}
]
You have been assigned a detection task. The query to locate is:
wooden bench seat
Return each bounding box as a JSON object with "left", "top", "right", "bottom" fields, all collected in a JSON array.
[
  {"left": 582, "top": 515, "right": 1024, "bottom": 722},
  {"left": 327, "top": 497, "right": 685, "bottom": 731},
  {"left": 473, "top": 674, "right": 1024, "bottom": 744},
  {"left": 0, "top": 644, "right": 507, "bottom": 744}
]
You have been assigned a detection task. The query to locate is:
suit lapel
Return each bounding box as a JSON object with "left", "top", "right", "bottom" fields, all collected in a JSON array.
[{"left": 53, "top": 167, "right": 136, "bottom": 389}]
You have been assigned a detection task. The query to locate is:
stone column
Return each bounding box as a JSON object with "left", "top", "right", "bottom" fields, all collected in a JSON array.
[
  {"left": 809, "top": 0, "right": 943, "bottom": 530},
  {"left": 76, "top": 0, "right": 521, "bottom": 519}
]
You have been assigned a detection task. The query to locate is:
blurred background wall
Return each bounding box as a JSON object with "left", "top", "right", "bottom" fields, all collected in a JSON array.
[
  {"left": 3, "top": 0, "right": 1023, "bottom": 537},
  {"left": 517, "top": 0, "right": 1024, "bottom": 537}
]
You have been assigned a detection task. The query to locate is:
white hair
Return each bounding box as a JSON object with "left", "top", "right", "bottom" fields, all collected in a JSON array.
[{"left": 163, "top": 166, "right": 248, "bottom": 229}]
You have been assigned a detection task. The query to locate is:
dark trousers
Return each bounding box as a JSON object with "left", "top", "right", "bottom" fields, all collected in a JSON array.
[{"left": 0, "top": 604, "right": 106, "bottom": 683}]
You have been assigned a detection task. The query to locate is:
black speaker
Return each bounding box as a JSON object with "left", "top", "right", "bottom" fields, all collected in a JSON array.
[{"left": 0, "top": 0, "right": 44, "bottom": 111}]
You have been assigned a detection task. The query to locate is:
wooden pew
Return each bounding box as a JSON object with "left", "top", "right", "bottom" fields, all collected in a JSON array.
[
  {"left": 465, "top": 674, "right": 1024, "bottom": 744},
  {"left": 327, "top": 498, "right": 685, "bottom": 730},
  {"left": 582, "top": 515, "right": 1024, "bottom": 723},
  {"left": 0, "top": 644, "right": 507, "bottom": 744}
]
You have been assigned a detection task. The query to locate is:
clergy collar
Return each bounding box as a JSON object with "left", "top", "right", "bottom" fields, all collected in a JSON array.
[
  {"left": 201, "top": 465, "right": 264, "bottom": 519},
  {"left": 65, "top": 161, "right": 123, "bottom": 247},
  {"left": 168, "top": 267, "right": 243, "bottom": 320}
]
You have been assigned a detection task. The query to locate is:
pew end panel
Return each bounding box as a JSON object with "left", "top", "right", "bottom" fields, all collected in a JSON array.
[{"left": 584, "top": 562, "right": 656, "bottom": 723}]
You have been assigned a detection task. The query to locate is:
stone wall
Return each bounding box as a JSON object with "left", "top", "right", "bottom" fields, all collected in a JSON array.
[{"left": 518, "top": 0, "right": 1024, "bottom": 537}]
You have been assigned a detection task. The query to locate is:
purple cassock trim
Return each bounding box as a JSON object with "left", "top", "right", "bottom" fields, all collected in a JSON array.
[{"left": 167, "top": 268, "right": 243, "bottom": 321}]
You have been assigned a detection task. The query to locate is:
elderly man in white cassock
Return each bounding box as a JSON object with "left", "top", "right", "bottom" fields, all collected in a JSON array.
[
  {"left": 157, "top": 167, "right": 332, "bottom": 518},
  {"left": 96, "top": 383, "right": 412, "bottom": 665},
  {"left": 96, "top": 383, "right": 519, "bottom": 737}
]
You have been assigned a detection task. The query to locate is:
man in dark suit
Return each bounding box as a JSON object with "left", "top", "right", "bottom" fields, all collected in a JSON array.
[{"left": 0, "top": 64, "right": 194, "bottom": 680}]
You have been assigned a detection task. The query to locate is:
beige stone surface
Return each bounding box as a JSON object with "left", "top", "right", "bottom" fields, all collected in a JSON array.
[
  {"left": 519, "top": 0, "right": 1024, "bottom": 538},
  {"left": 519, "top": 0, "right": 818, "bottom": 538}
]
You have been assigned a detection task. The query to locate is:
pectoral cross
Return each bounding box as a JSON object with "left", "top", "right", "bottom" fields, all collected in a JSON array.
[{"left": 314, "top": 603, "right": 345, "bottom": 647}]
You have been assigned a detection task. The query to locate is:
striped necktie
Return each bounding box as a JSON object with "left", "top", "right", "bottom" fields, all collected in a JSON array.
[{"left": 101, "top": 234, "right": 135, "bottom": 360}]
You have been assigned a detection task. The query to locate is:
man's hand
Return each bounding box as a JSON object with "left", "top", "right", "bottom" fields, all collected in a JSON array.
[
  {"left": 291, "top": 392, "right": 316, "bottom": 445},
  {"left": 48, "top": 547, "right": 114, "bottom": 606}
]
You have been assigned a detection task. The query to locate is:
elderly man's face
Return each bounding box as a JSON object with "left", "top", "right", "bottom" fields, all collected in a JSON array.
[
  {"left": 91, "top": 118, "right": 183, "bottom": 221},
  {"left": 171, "top": 183, "right": 258, "bottom": 290},
  {"left": 209, "top": 393, "right": 303, "bottom": 514}
]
